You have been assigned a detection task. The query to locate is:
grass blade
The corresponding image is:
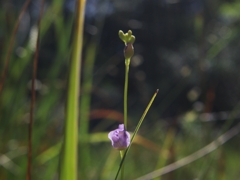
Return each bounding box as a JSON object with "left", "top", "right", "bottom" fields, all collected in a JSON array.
[{"left": 60, "top": 0, "right": 86, "bottom": 180}]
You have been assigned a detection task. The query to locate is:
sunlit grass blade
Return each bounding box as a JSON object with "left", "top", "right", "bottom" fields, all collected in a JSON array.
[
  {"left": 115, "top": 89, "right": 159, "bottom": 180},
  {"left": 59, "top": 0, "right": 86, "bottom": 180}
]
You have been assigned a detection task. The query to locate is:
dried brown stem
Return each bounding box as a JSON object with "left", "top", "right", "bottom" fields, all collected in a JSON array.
[
  {"left": 27, "top": 0, "right": 45, "bottom": 180},
  {"left": 0, "top": 0, "right": 31, "bottom": 96}
]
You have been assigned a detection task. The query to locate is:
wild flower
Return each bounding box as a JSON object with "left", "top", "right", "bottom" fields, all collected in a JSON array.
[{"left": 108, "top": 124, "right": 130, "bottom": 150}]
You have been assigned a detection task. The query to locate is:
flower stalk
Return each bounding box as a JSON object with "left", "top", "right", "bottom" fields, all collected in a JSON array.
[
  {"left": 124, "top": 58, "right": 130, "bottom": 129},
  {"left": 119, "top": 30, "right": 135, "bottom": 129},
  {"left": 117, "top": 30, "right": 135, "bottom": 180},
  {"left": 109, "top": 30, "right": 158, "bottom": 180}
]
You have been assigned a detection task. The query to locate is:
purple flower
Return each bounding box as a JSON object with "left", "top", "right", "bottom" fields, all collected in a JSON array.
[{"left": 108, "top": 124, "right": 130, "bottom": 150}]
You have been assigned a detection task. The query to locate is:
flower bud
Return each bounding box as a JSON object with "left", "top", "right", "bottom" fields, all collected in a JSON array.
[{"left": 124, "top": 43, "right": 134, "bottom": 59}]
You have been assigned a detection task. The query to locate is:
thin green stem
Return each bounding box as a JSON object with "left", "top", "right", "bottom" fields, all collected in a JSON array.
[
  {"left": 120, "top": 150, "right": 125, "bottom": 180},
  {"left": 122, "top": 58, "right": 130, "bottom": 180},
  {"left": 124, "top": 58, "right": 130, "bottom": 129}
]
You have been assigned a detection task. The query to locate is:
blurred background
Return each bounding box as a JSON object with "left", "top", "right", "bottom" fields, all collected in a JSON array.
[{"left": 1, "top": 0, "right": 240, "bottom": 179}]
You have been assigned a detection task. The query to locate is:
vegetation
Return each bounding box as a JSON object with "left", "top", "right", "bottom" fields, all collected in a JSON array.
[{"left": 1, "top": 0, "right": 240, "bottom": 179}]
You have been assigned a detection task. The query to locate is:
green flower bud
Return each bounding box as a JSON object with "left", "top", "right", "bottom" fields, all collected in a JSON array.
[
  {"left": 118, "top": 30, "right": 135, "bottom": 45},
  {"left": 119, "top": 30, "right": 135, "bottom": 59}
]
